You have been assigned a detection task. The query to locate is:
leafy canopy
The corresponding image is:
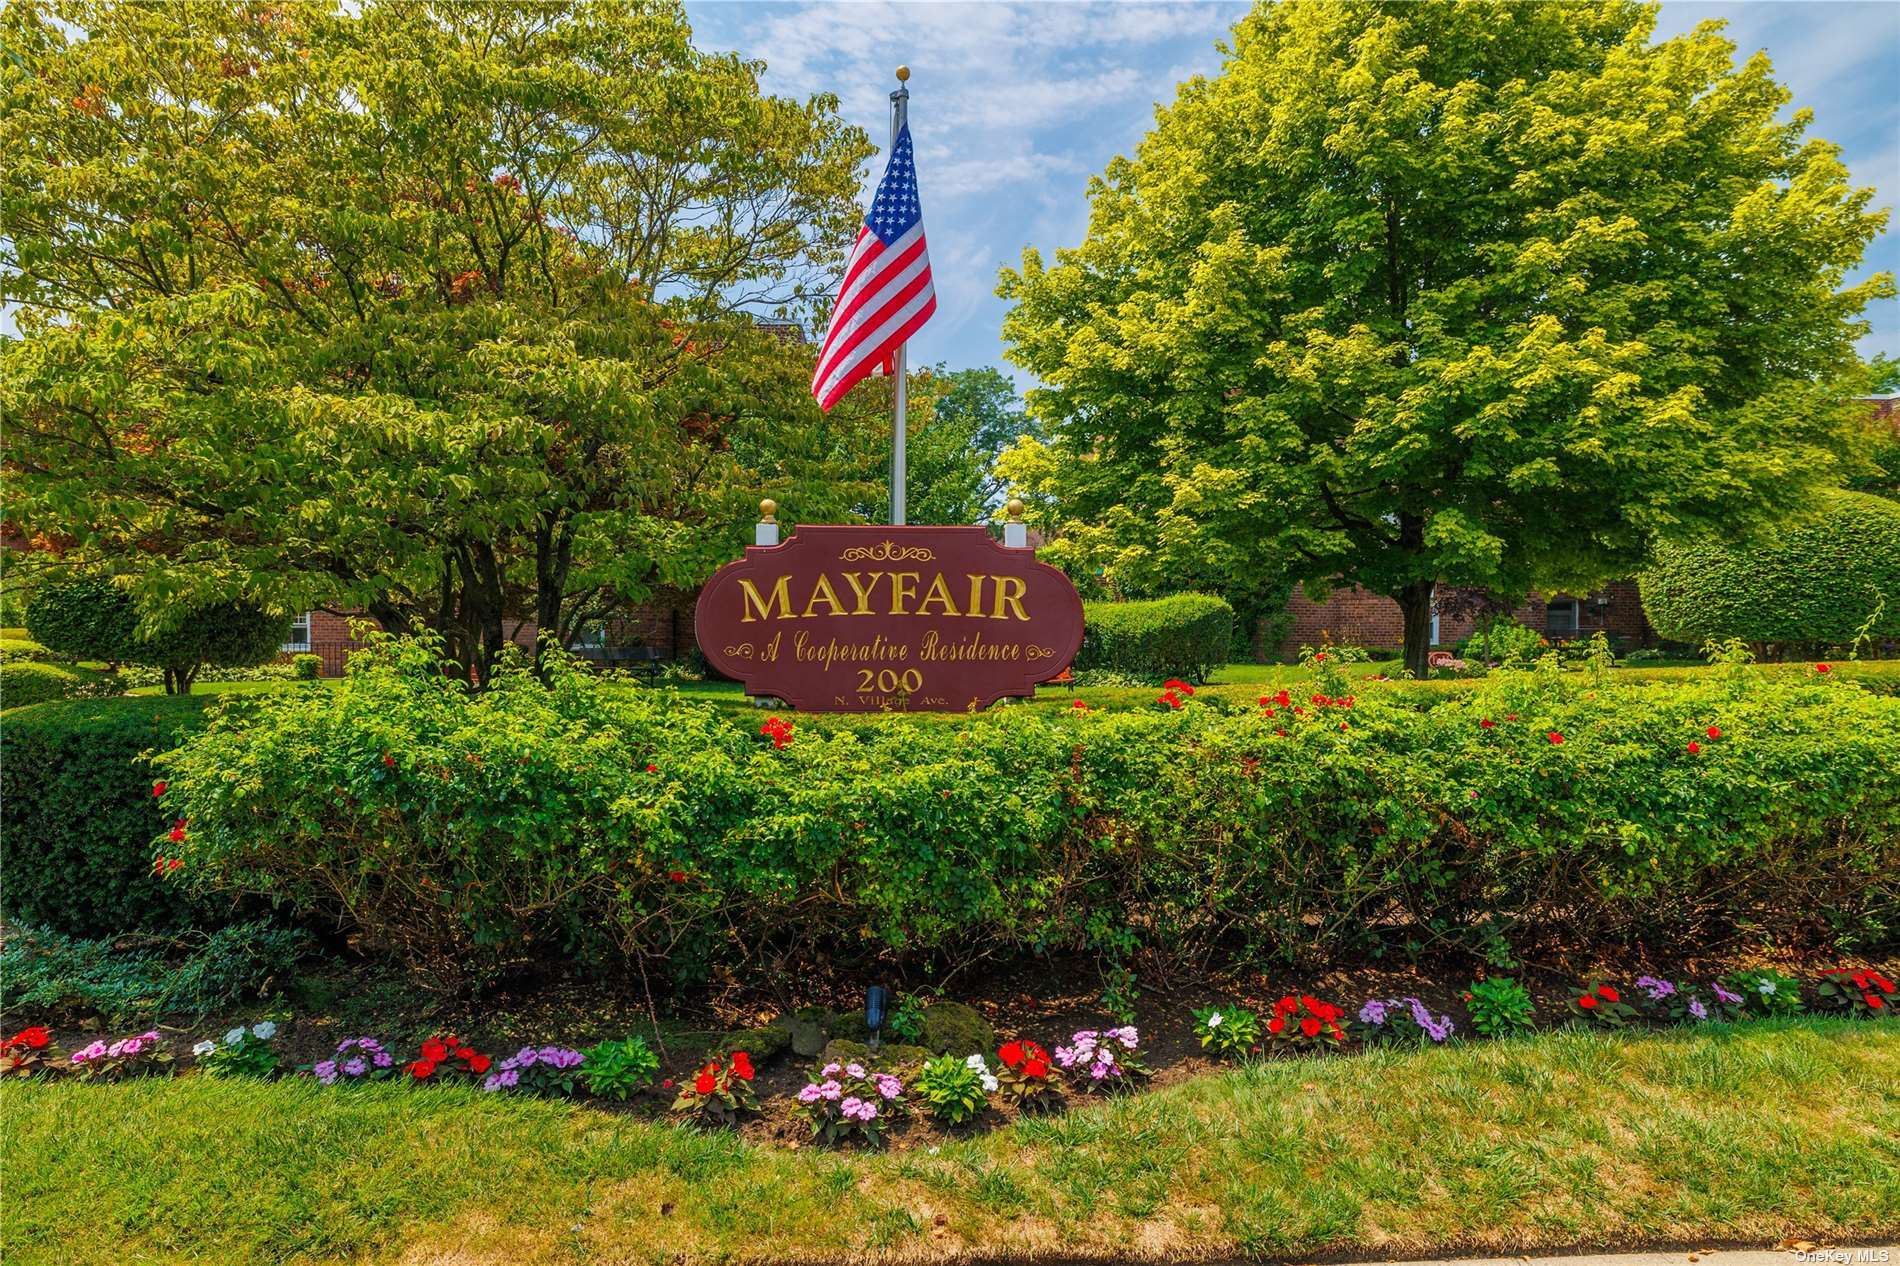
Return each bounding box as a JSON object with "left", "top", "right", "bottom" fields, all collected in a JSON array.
[
  {"left": 1, "top": 0, "right": 884, "bottom": 681},
  {"left": 998, "top": 0, "right": 1892, "bottom": 674}
]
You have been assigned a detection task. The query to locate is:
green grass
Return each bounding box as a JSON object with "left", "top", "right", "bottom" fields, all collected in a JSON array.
[{"left": 5, "top": 1019, "right": 1895, "bottom": 1265}]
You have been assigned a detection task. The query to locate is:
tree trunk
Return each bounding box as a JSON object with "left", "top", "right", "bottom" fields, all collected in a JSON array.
[{"left": 1397, "top": 579, "right": 1435, "bottom": 680}]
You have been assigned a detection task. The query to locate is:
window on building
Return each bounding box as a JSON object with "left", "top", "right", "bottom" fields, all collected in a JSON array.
[
  {"left": 1545, "top": 598, "right": 1580, "bottom": 637},
  {"left": 283, "top": 612, "right": 312, "bottom": 652}
]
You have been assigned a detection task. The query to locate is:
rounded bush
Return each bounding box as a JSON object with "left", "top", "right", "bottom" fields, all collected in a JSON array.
[
  {"left": 24, "top": 578, "right": 289, "bottom": 692},
  {"left": 1075, "top": 593, "right": 1234, "bottom": 681},
  {"left": 0, "top": 695, "right": 227, "bottom": 935},
  {"left": 24, "top": 577, "right": 139, "bottom": 662},
  {"left": 1639, "top": 491, "right": 1900, "bottom": 655}
]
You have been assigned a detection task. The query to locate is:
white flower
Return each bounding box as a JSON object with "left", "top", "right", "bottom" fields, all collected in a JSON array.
[
  {"left": 1757, "top": 980, "right": 1776, "bottom": 994},
  {"left": 964, "top": 1053, "right": 987, "bottom": 1072},
  {"left": 192, "top": 1040, "right": 217, "bottom": 1057},
  {"left": 980, "top": 1074, "right": 998, "bottom": 1092},
  {"left": 1206, "top": 1011, "right": 1223, "bottom": 1028},
  {"left": 250, "top": 1021, "right": 277, "bottom": 1041},
  {"left": 224, "top": 1027, "right": 246, "bottom": 1045}
]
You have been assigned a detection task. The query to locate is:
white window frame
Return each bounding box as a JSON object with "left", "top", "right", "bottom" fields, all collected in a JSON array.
[
  {"left": 1545, "top": 598, "right": 1580, "bottom": 637},
  {"left": 283, "top": 612, "right": 312, "bottom": 653}
]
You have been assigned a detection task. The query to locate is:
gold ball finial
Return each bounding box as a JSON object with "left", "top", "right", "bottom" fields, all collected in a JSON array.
[
  {"left": 895, "top": 65, "right": 910, "bottom": 82},
  {"left": 760, "top": 498, "right": 777, "bottom": 523},
  {"left": 1006, "top": 498, "right": 1025, "bottom": 522}
]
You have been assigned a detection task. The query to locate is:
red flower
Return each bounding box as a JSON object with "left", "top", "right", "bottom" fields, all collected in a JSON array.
[
  {"left": 1071, "top": 700, "right": 1089, "bottom": 711},
  {"left": 1706, "top": 726, "right": 1722, "bottom": 740},
  {"left": 731, "top": 1051, "right": 754, "bottom": 1080},
  {"left": 1686, "top": 741, "right": 1701, "bottom": 755},
  {"left": 1311, "top": 693, "right": 1327, "bottom": 706},
  {"left": 408, "top": 1059, "right": 436, "bottom": 1079},
  {"left": 1267, "top": 1017, "right": 1286, "bottom": 1034},
  {"left": 151, "top": 780, "right": 167, "bottom": 798},
  {"left": 1597, "top": 985, "right": 1619, "bottom": 1002},
  {"left": 1275, "top": 997, "right": 1298, "bottom": 1016},
  {"left": 646, "top": 763, "right": 659, "bottom": 773},
  {"left": 1313, "top": 651, "right": 1327, "bottom": 662},
  {"left": 168, "top": 825, "right": 187, "bottom": 843},
  {"left": 1274, "top": 728, "right": 1287, "bottom": 737},
  {"left": 1164, "top": 679, "right": 1196, "bottom": 695},
  {"left": 999, "top": 1040, "right": 1024, "bottom": 1068},
  {"left": 1273, "top": 690, "right": 1291, "bottom": 707},
  {"left": 382, "top": 753, "right": 396, "bottom": 768},
  {"left": 1479, "top": 719, "right": 1496, "bottom": 729},
  {"left": 1300, "top": 1017, "right": 1321, "bottom": 1038},
  {"left": 167, "top": 857, "right": 182, "bottom": 871},
  {"left": 1547, "top": 731, "right": 1564, "bottom": 745},
  {"left": 1506, "top": 713, "right": 1518, "bottom": 721},
  {"left": 1578, "top": 996, "right": 1597, "bottom": 1009},
  {"left": 1815, "top": 663, "right": 1831, "bottom": 673},
  {"left": 11, "top": 1027, "right": 50, "bottom": 1049},
  {"left": 421, "top": 1038, "right": 448, "bottom": 1062},
  {"left": 662, "top": 1078, "right": 674, "bottom": 1089},
  {"left": 668, "top": 870, "right": 687, "bottom": 883},
  {"left": 1157, "top": 690, "right": 1183, "bottom": 710},
  {"left": 1023, "top": 1058, "right": 1049, "bottom": 1078},
  {"left": 1868, "top": 995, "right": 1885, "bottom": 1009},
  {"left": 694, "top": 1071, "right": 716, "bottom": 1095}
]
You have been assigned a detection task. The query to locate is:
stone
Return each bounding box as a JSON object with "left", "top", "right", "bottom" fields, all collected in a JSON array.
[
  {"left": 786, "top": 1016, "right": 828, "bottom": 1058},
  {"left": 708, "top": 1023, "right": 790, "bottom": 1064},
  {"left": 817, "top": 1038, "right": 932, "bottom": 1073},
  {"left": 919, "top": 1001, "right": 995, "bottom": 1057}
]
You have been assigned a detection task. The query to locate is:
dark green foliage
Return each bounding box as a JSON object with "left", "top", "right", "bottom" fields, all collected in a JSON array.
[
  {"left": 24, "top": 577, "right": 139, "bottom": 662},
  {"left": 1075, "top": 593, "right": 1234, "bottom": 681},
  {"left": 23, "top": 580, "right": 290, "bottom": 693},
  {"left": 1640, "top": 492, "right": 1900, "bottom": 656},
  {"left": 0, "top": 922, "right": 311, "bottom": 1024},
  {"left": 153, "top": 636, "right": 1900, "bottom": 989},
  {"left": 0, "top": 695, "right": 224, "bottom": 934}
]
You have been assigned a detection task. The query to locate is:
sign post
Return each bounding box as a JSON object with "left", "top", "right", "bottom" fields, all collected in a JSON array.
[{"left": 889, "top": 66, "right": 910, "bottom": 526}]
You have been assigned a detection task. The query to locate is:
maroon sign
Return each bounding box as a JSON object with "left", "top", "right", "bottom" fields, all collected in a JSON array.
[{"left": 695, "top": 525, "right": 1084, "bottom": 712}]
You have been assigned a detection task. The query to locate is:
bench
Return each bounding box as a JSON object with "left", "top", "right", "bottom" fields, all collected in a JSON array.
[{"left": 575, "top": 645, "right": 668, "bottom": 680}]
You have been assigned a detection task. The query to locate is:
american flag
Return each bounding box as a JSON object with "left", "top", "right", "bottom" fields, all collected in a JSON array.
[{"left": 811, "top": 123, "right": 935, "bottom": 411}]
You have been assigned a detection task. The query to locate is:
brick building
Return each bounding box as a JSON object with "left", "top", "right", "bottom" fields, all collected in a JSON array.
[{"left": 1274, "top": 580, "right": 1653, "bottom": 660}]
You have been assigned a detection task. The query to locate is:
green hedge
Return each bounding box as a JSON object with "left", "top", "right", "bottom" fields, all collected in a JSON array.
[
  {"left": 1075, "top": 593, "right": 1233, "bottom": 681},
  {"left": 0, "top": 660, "right": 111, "bottom": 710},
  {"left": 0, "top": 696, "right": 226, "bottom": 936},
  {"left": 152, "top": 637, "right": 1900, "bottom": 990},
  {"left": 1640, "top": 491, "right": 1900, "bottom": 655}
]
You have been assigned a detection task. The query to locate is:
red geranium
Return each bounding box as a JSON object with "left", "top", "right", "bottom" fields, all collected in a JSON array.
[
  {"left": 1267, "top": 1016, "right": 1286, "bottom": 1034},
  {"left": 1300, "top": 1017, "right": 1321, "bottom": 1037},
  {"left": 1071, "top": 699, "right": 1089, "bottom": 711},
  {"left": 1164, "top": 679, "right": 1196, "bottom": 696},
  {"left": 646, "top": 763, "right": 659, "bottom": 773},
  {"left": 1157, "top": 690, "right": 1183, "bottom": 710},
  {"left": 1022, "top": 1057, "right": 1049, "bottom": 1078},
  {"left": 1815, "top": 663, "right": 1831, "bottom": 673},
  {"left": 668, "top": 870, "right": 687, "bottom": 883},
  {"left": 421, "top": 1038, "right": 448, "bottom": 1062},
  {"left": 1597, "top": 985, "right": 1619, "bottom": 1003},
  {"left": 7, "top": 1027, "right": 50, "bottom": 1050},
  {"left": 1480, "top": 718, "right": 1496, "bottom": 729},
  {"left": 466, "top": 1054, "right": 491, "bottom": 1075},
  {"left": 1273, "top": 689, "right": 1291, "bottom": 707},
  {"left": 999, "top": 1040, "right": 1024, "bottom": 1068}
]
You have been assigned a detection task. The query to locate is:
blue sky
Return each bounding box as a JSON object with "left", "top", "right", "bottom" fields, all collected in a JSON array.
[{"left": 685, "top": 0, "right": 1900, "bottom": 380}]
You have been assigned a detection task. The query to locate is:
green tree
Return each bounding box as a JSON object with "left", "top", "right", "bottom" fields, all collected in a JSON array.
[
  {"left": 999, "top": 0, "right": 1892, "bottom": 677},
  {"left": 26, "top": 577, "right": 289, "bottom": 693},
  {"left": 1, "top": 0, "right": 880, "bottom": 683},
  {"left": 901, "top": 365, "right": 1037, "bottom": 526}
]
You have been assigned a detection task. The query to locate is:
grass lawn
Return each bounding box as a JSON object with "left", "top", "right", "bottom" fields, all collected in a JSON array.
[{"left": 5, "top": 1019, "right": 1895, "bottom": 1266}]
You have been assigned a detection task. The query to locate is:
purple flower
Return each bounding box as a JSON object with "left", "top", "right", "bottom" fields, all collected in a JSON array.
[
  {"left": 797, "top": 1083, "right": 824, "bottom": 1103},
  {"left": 314, "top": 1060, "right": 339, "bottom": 1084},
  {"left": 514, "top": 1047, "right": 540, "bottom": 1067},
  {"left": 343, "top": 1058, "right": 367, "bottom": 1077},
  {"left": 1406, "top": 998, "right": 1455, "bottom": 1043},
  {"left": 1635, "top": 976, "right": 1676, "bottom": 1002},
  {"left": 818, "top": 1079, "right": 843, "bottom": 1101},
  {"left": 483, "top": 1068, "right": 520, "bottom": 1092},
  {"left": 1688, "top": 998, "right": 1709, "bottom": 1021},
  {"left": 1358, "top": 999, "right": 1390, "bottom": 1026},
  {"left": 1712, "top": 982, "right": 1742, "bottom": 1005}
]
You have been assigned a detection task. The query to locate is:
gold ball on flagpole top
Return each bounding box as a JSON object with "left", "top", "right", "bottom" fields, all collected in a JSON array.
[
  {"left": 760, "top": 498, "right": 777, "bottom": 523},
  {"left": 895, "top": 65, "right": 910, "bottom": 82},
  {"left": 1006, "top": 498, "right": 1025, "bottom": 522}
]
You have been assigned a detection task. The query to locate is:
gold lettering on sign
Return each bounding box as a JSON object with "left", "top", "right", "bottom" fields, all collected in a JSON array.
[
  {"left": 990, "top": 575, "right": 1029, "bottom": 621},
  {"left": 839, "top": 541, "right": 936, "bottom": 563},
  {"left": 738, "top": 571, "right": 1038, "bottom": 621},
  {"left": 801, "top": 573, "right": 847, "bottom": 618},
  {"left": 917, "top": 572, "right": 960, "bottom": 617},
  {"left": 739, "top": 576, "right": 795, "bottom": 623},
  {"left": 842, "top": 571, "right": 880, "bottom": 615}
]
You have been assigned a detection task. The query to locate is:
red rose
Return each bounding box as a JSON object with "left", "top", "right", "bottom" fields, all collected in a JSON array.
[
  {"left": 1686, "top": 741, "right": 1700, "bottom": 754},
  {"left": 1597, "top": 986, "right": 1619, "bottom": 1002},
  {"left": 999, "top": 1041, "right": 1024, "bottom": 1068},
  {"left": 668, "top": 870, "right": 687, "bottom": 883},
  {"left": 467, "top": 1054, "right": 491, "bottom": 1074},
  {"left": 1023, "top": 1058, "right": 1049, "bottom": 1078},
  {"left": 1267, "top": 1017, "right": 1286, "bottom": 1034},
  {"left": 694, "top": 1071, "right": 716, "bottom": 1095},
  {"left": 1480, "top": 719, "right": 1496, "bottom": 729},
  {"left": 421, "top": 1038, "right": 448, "bottom": 1062},
  {"left": 1706, "top": 726, "right": 1722, "bottom": 739},
  {"left": 1578, "top": 996, "right": 1597, "bottom": 1009},
  {"left": 1547, "top": 731, "right": 1564, "bottom": 745},
  {"left": 1300, "top": 1017, "right": 1321, "bottom": 1038},
  {"left": 732, "top": 1052, "right": 754, "bottom": 1080},
  {"left": 152, "top": 780, "right": 167, "bottom": 798},
  {"left": 408, "top": 1060, "right": 436, "bottom": 1079}
]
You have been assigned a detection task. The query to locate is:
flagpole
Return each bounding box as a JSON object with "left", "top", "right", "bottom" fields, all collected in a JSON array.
[{"left": 890, "top": 65, "right": 910, "bottom": 526}]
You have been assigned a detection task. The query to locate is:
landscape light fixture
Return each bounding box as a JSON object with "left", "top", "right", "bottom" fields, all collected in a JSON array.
[{"left": 865, "top": 985, "right": 890, "bottom": 1051}]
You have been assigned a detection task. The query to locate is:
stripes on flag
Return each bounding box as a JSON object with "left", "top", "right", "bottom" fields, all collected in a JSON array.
[{"left": 812, "top": 123, "right": 935, "bottom": 411}]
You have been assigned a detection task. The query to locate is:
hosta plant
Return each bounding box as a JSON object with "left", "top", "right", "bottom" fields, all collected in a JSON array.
[
  {"left": 484, "top": 1045, "right": 585, "bottom": 1095},
  {"left": 406, "top": 1033, "right": 493, "bottom": 1082},
  {"left": 1567, "top": 982, "right": 1641, "bottom": 1027},
  {"left": 1353, "top": 997, "right": 1455, "bottom": 1045},
  {"left": 1724, "top": 970, "right": 1804, "bottom": 1017},
  {"left": 0, "top": 1026, "right": 63, "bottom": 1078},
  {"left": 1464, "top": 977, "right": 1536, "bottom": 1037},
  {"left": 1814, "top": 967, "right": 1896, "bottom": 1018},
  {"left": 995, "top": 1039, "right": 1061, "bottom": 1108},
  {"left": 194, "top": 1021, "right": 281, "bottom": 1078},
  {"left": 1266, "top": 995, "right": 1347, "bottom": 1048},
  {"left": 672, "top": 1050, "right": 758, "bottom": 1125},
  {"left": 1192, "top": 1005, "right": 1261, "bottom": 1059},
  {"left": 1054, "top": 1026, "right": 1148, "bottom": 1088},
  {"left": 312, "top": 1036, "right": 397, "bottom": 1084},
  {"left": 795, "top": 1059, "right": 904, "bottom": 1146},
  {"left": 581, "top": 1036, "right": 660, "bottom": 1100},
  {"left": 914, "top": 1054, "right": 993, "bottom": 1125},
  {"left": 69, "top": 1031, "right": 173, "bottom": 1081}
]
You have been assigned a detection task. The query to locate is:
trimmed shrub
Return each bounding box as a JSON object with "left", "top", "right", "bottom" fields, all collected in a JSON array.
[
  {"left": 1640, "top": 491, "right": 1900, "bottom": 657},
  {"left": 154, "top": 635, "right": 1900, "bottom": 989},
  {"left": 0, "top": 631, "right": 53, "bottom": 661},
  {"left": 293, "top": 653, "right": 322, "bottom": 680},
  {"left": 25, "top": 579, "right": 291, "bottom": 693},
  {"left": 1075, "top": 593, "right": 1233, "bottom": 681},
  {"left": 0, "top": 660, "right": 111, "bottom": 709},
  {"left": 0, "top": 695, "right": 225, "bottom": 935}
]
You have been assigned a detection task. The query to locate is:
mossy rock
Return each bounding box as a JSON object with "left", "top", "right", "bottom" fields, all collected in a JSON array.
[
  {"left": 920, "top": 1001, "right": 995, "bottom": 1056},
  {"left": 817, "top": 1039, "right": 932, "bottom": 1073},
  {"left": 708, "top": 1023, "right": 790, "bottom": 1064},
  {"left": 786, "top": 1016, "right": 828, "bottom": 1058}
]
